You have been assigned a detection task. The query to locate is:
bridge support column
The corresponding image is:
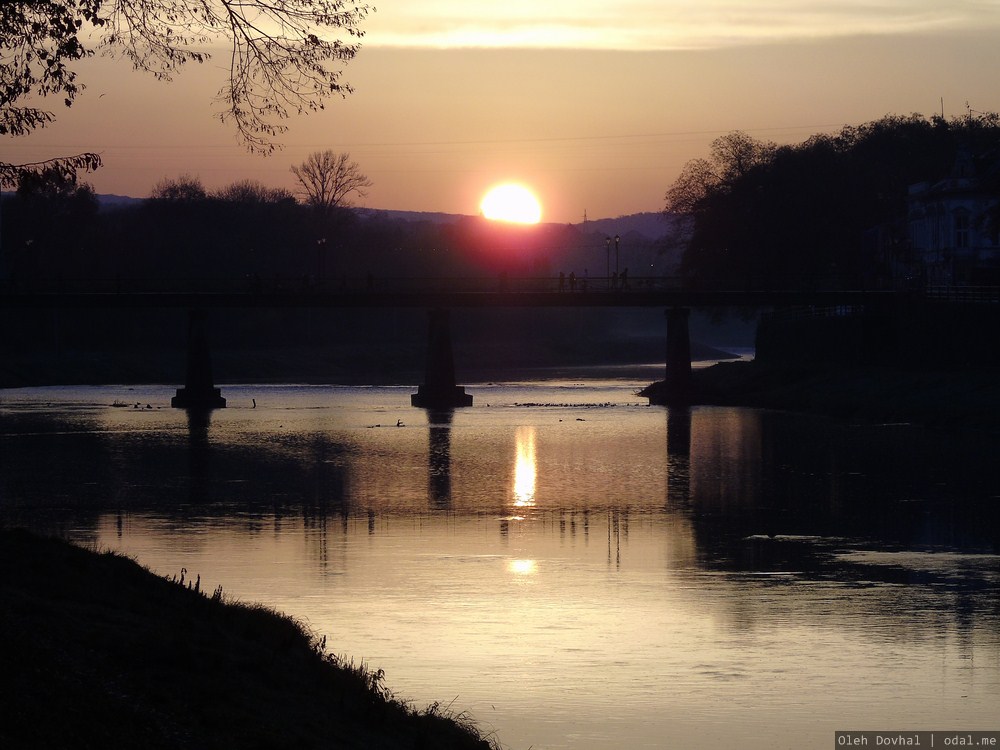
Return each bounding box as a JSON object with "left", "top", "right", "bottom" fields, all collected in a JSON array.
[
  {"left": 663, "top": 307, "right": 692, "bottom": 405},
  {"left": 171, "top": 308, "right": 226, "bottom": 409},
  {"left": 411, "top": 308, "right": 473, "bottom": 409}
]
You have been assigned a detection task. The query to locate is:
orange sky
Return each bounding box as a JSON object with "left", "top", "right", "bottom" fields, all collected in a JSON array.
[{"left": 3, "top": 1, "right": 999, "bottom": 223}]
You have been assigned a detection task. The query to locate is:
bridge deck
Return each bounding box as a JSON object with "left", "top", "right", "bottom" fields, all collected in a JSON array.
[{"left": 1, "top": 277, "right": 897, "bottom": 309}]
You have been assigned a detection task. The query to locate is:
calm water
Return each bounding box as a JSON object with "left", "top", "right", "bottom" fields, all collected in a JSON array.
[{"left": 1, "top": 381, "right": 998, "bottom": 749}]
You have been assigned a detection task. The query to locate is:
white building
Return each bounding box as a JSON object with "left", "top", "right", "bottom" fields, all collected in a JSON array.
[{"left": 907, "top": 151, "right": 1000, "bottom": 285}]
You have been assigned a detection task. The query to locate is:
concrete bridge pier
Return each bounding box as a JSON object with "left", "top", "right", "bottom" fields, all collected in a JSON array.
[
  {"left": 662, "top": 307, "right": 692, "bottom": 405},
  {"left": 171, "top": 308, "right": 226, "bottom": 409},
  {"left": 411, "top": 308, "right": 473, "bottom": 409}
]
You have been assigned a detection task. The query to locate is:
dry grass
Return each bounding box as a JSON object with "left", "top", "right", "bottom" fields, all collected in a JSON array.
[{"left": 0, "top": 527, "right": 499, "bottom": 750}]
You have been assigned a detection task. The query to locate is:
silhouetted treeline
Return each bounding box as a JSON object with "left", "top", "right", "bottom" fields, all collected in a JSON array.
[
  {"left": 0, "top": 182, "right": 686, "bottom": 380},
  {"left": 1, "top": 182, "right": 668, "bottom": 290},
  {"left": 667, "top": 112, "right": 1000, "bottom": 289}
]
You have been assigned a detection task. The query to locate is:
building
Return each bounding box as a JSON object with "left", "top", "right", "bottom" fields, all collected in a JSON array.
[{"left": 907, "top": 150, "right": 1000, "bottom": 285}]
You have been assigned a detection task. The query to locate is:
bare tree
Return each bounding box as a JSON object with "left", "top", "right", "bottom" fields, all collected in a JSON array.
[
  {"left": 212, "top": 180, "right": 295, "bottom": 204},
  {"left": 291, "top": 150, "right": 372, "bottom": 212},
  {"left": 1, "top": 0, "right": 371, "bottom": 187},
  {"left": 150, "top": 175, "right": 208, "bottom": 201},
  {"left": 664, "top": 131, "right": 776, "bottom": 216}
]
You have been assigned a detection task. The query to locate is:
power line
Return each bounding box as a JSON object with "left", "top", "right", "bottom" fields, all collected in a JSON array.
[
  {"left": 294, "top": 123, "right": 848, "bottom": 149},
  {"left": 1, "top": 122, "right": 847, "bottom": 154}
]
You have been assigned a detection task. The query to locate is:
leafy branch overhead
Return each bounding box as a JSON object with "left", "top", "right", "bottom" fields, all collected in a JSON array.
[{"left": 1, "top": 0, "right": 372, "bottom": 186}]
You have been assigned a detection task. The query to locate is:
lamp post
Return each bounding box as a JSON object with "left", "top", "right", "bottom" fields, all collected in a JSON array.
[
  {"left": 605, "top": 236, "right": 611, "bottom": 289},
  {"left": 614, "top": 234, "right": 621, "bottom": 278},
  {"left": 315, "top": 237, "right": 326, "bottom": 286}
]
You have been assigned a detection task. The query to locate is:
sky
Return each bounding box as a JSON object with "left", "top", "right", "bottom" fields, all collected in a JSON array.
[{"left": 3, "top": 0, "right": 1000, "bottom": 223}]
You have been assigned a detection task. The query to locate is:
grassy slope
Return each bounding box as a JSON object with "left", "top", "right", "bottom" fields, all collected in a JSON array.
[{"left": 0, "top": 528, "right": 494, "bottom": 750}]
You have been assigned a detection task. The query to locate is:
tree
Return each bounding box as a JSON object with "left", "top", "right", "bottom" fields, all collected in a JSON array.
[
  {"left": 212, "top": 180, "right": 295, "bottom": 204},
  {"left": 1, "top": 0, "right": 371, "bottom": 187},
  {"left": 0, "top": 0, "right": 105, "bottom": 187},
  {"left": 3, "top": 165, "right": 100, "bottom": 282},
  {"left": 664, "top": 131, "right": 776, "bottom": 216},
  {"left": 149, "top": 175, "right": 208, "bottom": 202},
  {"left": 664, "top": 114, "right": 1000, "bottom": 290},
  {"left": 290, "top": 150, "right": 372, "bottom": 212}
]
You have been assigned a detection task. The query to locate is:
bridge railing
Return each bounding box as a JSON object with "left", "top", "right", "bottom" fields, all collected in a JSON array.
[
  {"left": 760, "top": 304, "right": 867, "bottom": 322},
  {"left": 9, "top": 276, "right": 994, "bottom": 302},
  {"left": 0, "top": 274, "right": 689, "bottom": 296},
  {"left": 924, "top": 285, "right": 1000, "bottom": 303}
]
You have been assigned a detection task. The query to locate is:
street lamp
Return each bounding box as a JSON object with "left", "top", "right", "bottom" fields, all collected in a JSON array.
[
  {"left": 605, "top": 236, "right": 611, "bottom": 288},
  {"left": 316, "top": 237, "right": 326, "bottom": 285},
  {"left": 614, "top": 235, "right": 621, "bottom": 278}
]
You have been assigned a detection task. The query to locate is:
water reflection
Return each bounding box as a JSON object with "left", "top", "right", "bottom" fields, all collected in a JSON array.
[
  {"left": 607, "top": 507, "right": 628, "bottom": 569},
  {"left": 2, "top": 385, "right": 999, "bottom": 750},
  {"left": 186, "top": 407, "right": 212, "bottom": 446},
  {"left": 508, "top": 559, "right": 537, "bottom": 575},
  {"left": 186, "top": 408, "right": 212, "bottom": 505},
  {"left": 666, "top": 406, "right": 692, "bottom": 507},
  {"left": 425, "top": 409, "right": 453, "bottom": 509},
  {"left": 512, "top": 426, "right": 536, "bottom": 507}
]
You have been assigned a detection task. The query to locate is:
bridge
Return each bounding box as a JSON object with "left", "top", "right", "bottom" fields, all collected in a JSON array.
[
  {"left": 0, "top": 274, "right": 889, "bottom": 309},
  {"left": 0, "top": 276, "right": 904, "bottom": 410}
]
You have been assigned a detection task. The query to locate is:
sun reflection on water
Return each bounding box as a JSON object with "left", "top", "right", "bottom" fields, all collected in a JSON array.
[
  {"left": 508, "top": 559, "right": 537, "bottom": 575},
  {"left": 512, "top": 426, "right": 537, "bottom": 507}
]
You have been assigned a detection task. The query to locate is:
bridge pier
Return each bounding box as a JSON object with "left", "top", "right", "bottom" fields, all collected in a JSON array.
[
  {"left": 662, "top": 307, "right": 692, "bottom": 405},
  {"left": 411, "top": 308, "right": 473, "bottom": 409},
  {"left": 171, "top": 308, "right": 226, "bottom": 409}
]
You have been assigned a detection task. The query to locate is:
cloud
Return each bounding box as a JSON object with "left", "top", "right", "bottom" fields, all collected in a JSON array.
[{"left": 364, "top": 0, "right": 1000, "bottom": 49}]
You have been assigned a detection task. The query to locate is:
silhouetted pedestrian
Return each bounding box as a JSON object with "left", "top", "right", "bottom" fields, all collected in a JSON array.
[{"left": 569, "top": 271, "right": 577, "bottom": 291}]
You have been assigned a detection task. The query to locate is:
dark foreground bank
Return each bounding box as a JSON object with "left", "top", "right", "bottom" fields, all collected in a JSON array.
[
  {"left": 642, "top": 361, "right": 1000, "bottom": 432},
  {"left": 0, "top": 528, "right": 496, "bottom": 750}
]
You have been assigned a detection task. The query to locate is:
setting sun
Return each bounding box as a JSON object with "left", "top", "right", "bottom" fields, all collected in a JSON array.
[{"left": 480, "top": 183, "right": 542, "bottom": 224}]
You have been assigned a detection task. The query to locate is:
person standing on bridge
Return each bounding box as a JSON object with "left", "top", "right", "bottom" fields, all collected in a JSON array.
[{"left": 569, "top": 271, "right": 577, "bottom": 292}]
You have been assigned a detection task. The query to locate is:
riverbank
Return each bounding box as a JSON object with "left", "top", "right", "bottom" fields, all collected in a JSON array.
[
  {"left": 642, "top": 361, "right": 1000, "bottom": 432},
  {"left": 0, "top": 341, "right": 737, "bottom": 388},
  {"left": 0, "top": 527, "right": 496, "bottom": 750}
]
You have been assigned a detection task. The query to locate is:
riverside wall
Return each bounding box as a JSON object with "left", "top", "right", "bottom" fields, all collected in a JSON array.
[{"left": 755, "top": 297, "right": 1000, "bottom": 369}]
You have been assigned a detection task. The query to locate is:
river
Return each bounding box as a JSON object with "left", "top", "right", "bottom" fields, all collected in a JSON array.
[{"left": 1, "top": 379, "right": 998, "bottom": 749}]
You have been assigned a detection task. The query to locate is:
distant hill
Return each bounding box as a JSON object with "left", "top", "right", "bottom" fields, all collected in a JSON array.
[
  {"left": 355, "top": 207, "right": 678, "bottom": 240},
  {"left": 94, "top": 193, "right": 143, "bottom": 211},
  {"left": 354, "top": 208, "right": 467, "bottom": 225},
  {"left": 93, "top": 194, "right": 676, "bottom": 240},
  {"left": 3, "top": 191, "right": 144, "bottom": 212},
  {"left": 576, "top": 213, "right": 677, "bottom": 240}
]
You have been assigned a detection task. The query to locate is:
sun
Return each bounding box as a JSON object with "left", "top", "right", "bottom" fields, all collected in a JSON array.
[{"left": 480, "top": 183, "right": 542, "bottom": 224}]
